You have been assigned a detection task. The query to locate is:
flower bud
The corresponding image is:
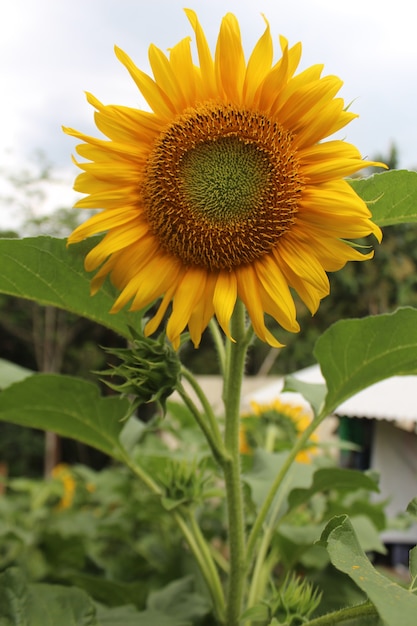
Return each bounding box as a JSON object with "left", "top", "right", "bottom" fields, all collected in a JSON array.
[{"left": 100, "top": 330, "right": 181, "bottom": 415}]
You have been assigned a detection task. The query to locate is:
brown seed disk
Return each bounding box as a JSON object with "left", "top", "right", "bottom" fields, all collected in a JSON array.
[{"left": 142, "top": 102, "right": 303, "bottom": 270}]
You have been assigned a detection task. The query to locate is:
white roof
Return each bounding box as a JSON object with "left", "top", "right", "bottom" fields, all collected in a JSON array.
[{"left": 248, "top": 364, "right": 417, "bottom": 425}]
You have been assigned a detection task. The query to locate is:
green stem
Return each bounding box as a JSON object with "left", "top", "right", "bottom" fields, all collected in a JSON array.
[
  {"left": 223, "top": 301, "right": 251, "bottom": 626},
  {"left": 121, "top": 453, "right": 225, "bottom": 620},
  {"left": 246, "top": 411, "right": 327, "bottom": 575},
  {"left": 176, "top": 379, "right": 228, "bottom": 465},
  {"left": 305, "top": 601, "right": 377, "bottom": 625},
  {"left": 247, "top": 465, "right": 295, "bottom": 610},
  {"left": 180, "top": 365, "right": 225, "bottom": 454},
  {"left": 182, "top": 510, "right": 226, "bottom": 622},
  {"left": 120, "top": 451, "right": 164, "bottom": 496},
  {"left": 209, "top": 318, "right": 226, "bottom": 376}
]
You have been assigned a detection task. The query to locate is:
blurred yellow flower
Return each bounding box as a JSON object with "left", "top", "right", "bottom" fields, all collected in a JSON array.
[
  {"left": 65, "top": 10, "right": 383, "bottom": 348},
  {"left": 240, "top": 398, "right": 318, "bottom": 463},
  {"left": 51, "top": 463, "right": 76, "bottom": 510}
]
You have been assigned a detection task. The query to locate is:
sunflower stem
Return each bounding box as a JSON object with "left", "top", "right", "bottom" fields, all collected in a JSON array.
[
  {"left": 246, "top": 411, "right": 328, "bottom": 582},
  {"left": 209, "top": 318, "right": 227, "bottom": 376},
  {"left": 180, "top": 365, "right": 226, "bottom": 456},
  {"left": 121, "top": 451, "right": 226, "bottom": 620},
  {"left": 186, "top": 510, "right": 226, "bottom": 622},
  {"left": 304, "top": 601, "right": 377, "bottom": 625},
  {"left": 176, "top": 378, "right": 228, "bottom": 465},
  {"left": 222, "top": 301, "right": 251, "bottom": 626}
]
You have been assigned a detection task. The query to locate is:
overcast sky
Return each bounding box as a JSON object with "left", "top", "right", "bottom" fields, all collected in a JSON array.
[{"left": 1, "top": 0, "right": 416, "bottom": 229}]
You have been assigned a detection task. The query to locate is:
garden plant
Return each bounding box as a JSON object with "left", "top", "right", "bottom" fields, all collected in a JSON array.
[{"left": 1, "top": 9, "right": 417, "bottom": 626}]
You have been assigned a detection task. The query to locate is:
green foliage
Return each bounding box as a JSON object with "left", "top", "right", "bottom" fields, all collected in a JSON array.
[
  {"left": 314, "top": 308, "right": 417, "bottom": 415},
  {"left": 2, "top": 169, "right": 417, "bottom": 624},
  {"left": 0, "top": 375, "right": 132, "bottom": 460},
  {"left": 0, "top": 567, "right": 208, "bottom": 626},
  {"left": 350, "top": 170, "right": 417, "bottom": 227},
  {"left": 0, "top": 568, "right": 98, "bottom": 626},
  {"left": 320, "top": 516, "right": 417, "bottom": 626},
  {"left": 0, "top": 236, "right": 143, "bottom": 339}
]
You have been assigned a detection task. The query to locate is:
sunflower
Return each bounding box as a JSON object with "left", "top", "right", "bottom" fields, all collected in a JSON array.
[
  {"left": 240, "top": 399, "right": 318, "bottom": 463},
  {"left": 64, "top": 10, "right": 383, "bottom": 348}
]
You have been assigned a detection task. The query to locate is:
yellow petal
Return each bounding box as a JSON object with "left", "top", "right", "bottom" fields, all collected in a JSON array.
[
  {"left": 166, "top": 268, "right": 207, "bottom": 345},
  {"left": 115, "top": 46, "right": 174, "bottom": 119},
  {"left": 148, "top": 44, "right": 187, "bottom": 111},
  {"left": 169, "top": 37, "right": 197, "bottom": 107},
  {"left": 215, "top": 13, "right": 246, "bottom": 102},
  {"left": 145, "top": 285, "right": 178, "bottom": 338},
  {"left": 84, "top": 222, "right": 148, "bottom": 271},
  {"left": 236, "top": 265, "right": 284, "bottom": 347},
  {"left": 67, "top": 208, "right": 139, "bottom": 244},
  {"left": 213, "top": 271, "right": 237, "bottom": 340},
  {"left": 184, "top": 8, "right": 216, "bottom": 99},
  {"left": 254, "top": 255, "right": 299, "bottom": 332},
  {"left": 188, "top": 274, "right": 217, "bottom": 348},
  {"left": 243, "top": 16, "right": 273, "bottom": 105}
]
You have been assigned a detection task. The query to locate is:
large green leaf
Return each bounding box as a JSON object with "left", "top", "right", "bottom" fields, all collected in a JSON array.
[
  {"left": 0, "top": 236, "right": 143, "bottom": 338},
  {"left": 350, "top": 170, "right": 417, "bottom": 226},
  {"left": 0, "top": 374, "right": 131, "bottom": 460},
  {"left": 314, "top": 308, "right": 417, "bottom": 416},
  {"left": 0, "top": 568, "right": 98, "bottom": 626},
  {"left": 320, "top": 515, "right": 417, "bottom": 626}
]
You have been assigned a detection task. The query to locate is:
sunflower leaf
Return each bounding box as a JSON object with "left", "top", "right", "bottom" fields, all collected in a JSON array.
[
  {"left": 319, "top": 515, "right": 417, "bottom": 626},
  {"left": 0, "top": 235, "right": 144, "bottom": 338},
  {"left": 0, "top": 374, "right": 131, "bottom": 461},
  {"left": 314, "top": 307, "right": 417, "bottom": 416},
  {"left": 349, "top": 169, "right": 417, "bottom": 227},
  {"left": 0, "top": 567, "right": 98, "bottom": 626}
]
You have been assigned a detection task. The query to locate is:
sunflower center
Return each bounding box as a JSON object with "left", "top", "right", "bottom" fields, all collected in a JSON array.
[
  {"left": 178, "top": 137, "right": 271, "bottom": 222},
  {"left": 143, "top": 103, "right": 304, "bottom": 270}
]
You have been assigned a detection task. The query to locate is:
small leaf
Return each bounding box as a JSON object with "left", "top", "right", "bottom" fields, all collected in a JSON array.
[
  {"left": 0, "top": 374, "right": 131, "bottom": 460},
  {"left": 283, "top": 376, "right": 326, "bottom": 417},
  {"left": 240, "top": 604, "right": 270, "bottom": 621},
  {"left": 320, "top": 515, "right": 417, "bottom": 626},
  {"left": 288, "top": 468, "right": 379, "bottom": 511},
  {"left": 0, "top": 236, "right": 144, "bottom": 338},
  {"left": 350, "top": 170, "right": 417, "bottom": 226},
  {"left": 314, "top": 308, "right": 417, "bottom": 416},
  {"left": 407, "top": 497, "right": 417, "bottom": 519},
  {"left": 408, "top": 546, "right": 417, "bottom": 580}
]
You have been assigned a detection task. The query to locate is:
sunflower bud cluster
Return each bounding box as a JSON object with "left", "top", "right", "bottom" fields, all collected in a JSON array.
[
  {"left": 159, "top": 458, "right": 210, "bottom": 510},
  {"left": 271, "top": 573, "right": 322, "bottom": 624},
  {"left": 100, "top": 332, "right": 181, "bottom": 414}
]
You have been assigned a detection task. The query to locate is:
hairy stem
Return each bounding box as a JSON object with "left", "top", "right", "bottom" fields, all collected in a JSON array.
[
  {"left": 176, "top": 379, "right": 228, "bottom": 465},
  {"left": 223, "top": 301, "right": 251, "bottom": 626},
  {"left": 180, "top": 365, "right": 225, "bottom": 455},
  {"left": 305, "top": 601, "right": 377, "bottom": 625}
]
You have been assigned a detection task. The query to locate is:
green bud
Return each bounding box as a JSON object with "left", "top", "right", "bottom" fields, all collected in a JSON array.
[
  {"left": 100, "top": 329, "right": 181, "bottom": 415},
  {"left": 159, "top": 458, "right": 210, "bottom": 511},
  {"left": 272, "top": 573, "right": 322, "bottom": 623}
]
